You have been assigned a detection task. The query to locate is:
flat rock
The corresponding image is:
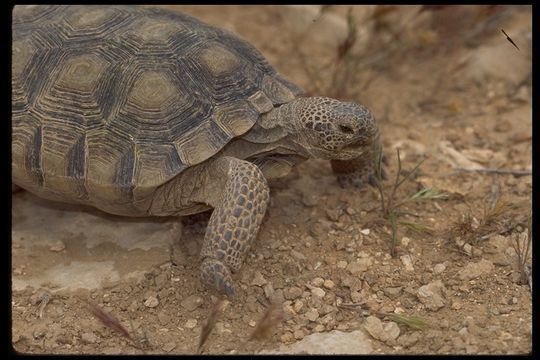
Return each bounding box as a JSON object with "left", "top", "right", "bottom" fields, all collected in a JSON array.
[
  {"left": 180, "top": 295, "right": 204, "bottom": 311},
  {"left": 261, "top": 329, "right": 373, "bottom": 354},
  {"left": 458, "top": 259, "right": 495, "bottom": 280},
  {"left": 363, "top": 316, "right": 400, "bottom": 342},
  {"left": 12, "top": 192, "right": 178, "bottom": 291},
  {"left": 417, "top": 280, "right": 447, "bottom": 311}
]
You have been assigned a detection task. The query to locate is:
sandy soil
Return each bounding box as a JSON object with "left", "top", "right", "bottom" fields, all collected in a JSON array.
[{"left": 11, "top": 5, "right": 532, "bottom": 355}]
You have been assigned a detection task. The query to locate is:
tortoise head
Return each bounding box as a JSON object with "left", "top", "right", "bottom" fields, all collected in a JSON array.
[{"left": 288, "top": 97, "right": 379, "bottom": 161}]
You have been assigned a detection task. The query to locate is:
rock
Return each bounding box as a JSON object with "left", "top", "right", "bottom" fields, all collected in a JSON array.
[
  {"left": 284, "top": 287, "right": 303, "bottom": 300},
  {"left": 80, "top": 332, "right": 97, "bottom": 344},
  {"left": 401, "top": 237, "right": 411, "bottom": 247},
  {"left": 363, "top": 316, "right": 400, "bottom": 342},
  {"left": 293, "top": 329, "right": 305, "bottom": 340},
  {"left": 279, "top": 5, "right": 374, "bottom": 55},
  {"left": 261, "top": 329, "right": 373, "bottom": 354},
  {"left": 346, "top": 258, "right": 372, "bottom": 275},
  {"left": 291, "top": 250, "right": 307, "bottom": 261},
  {"left": 310, "top": 287, "right": 326, "bottom": 298},
  {"left": 400, "top": 255, "right": 414, "bottom": 272},
  {"left": 180, "top": 295, "right": 203, "bottom": 311},
  {"left": 337, "top": 260, "right": 348, "bottom": 269},
  {"left": 162, "top": 342, "right": 176, "bottom": 352},
  {"left": 417, "top": 280, "right": 446, "bottom": 311},
  {"left": 463, "top": 40, "right": 531, "bottom": 86},
  {"left": 458, "top": 259, "right": 494, "bottom": 280},
  {"left": 383, "top": 286, "right": 403, "bottom": 299},
  {"left": 49, "top": 240, "right": 66, "bottom": 252},
  {"left": 293, "top": 300, "right": 304, "bottom": 313},
  {"left": 185, "top": 318, "right": 197, "bottom": 329},
  {"left": 251, "top": 271, "right": 268, "bottom": 286},
  {"left": 157, "top": 311, "right": 170, "bottom": 325},
  {"left": 305, "top": 308, "right": 319, "bottom": 322},
  {"left": 433, "top": 263, "right": 446, "bottom": 274},
  {"left": 323, "top": 280, "right": 335, "bottom": 289},
  {"left": 313, "top": 324, "right": 325, "bottom": 332},
  {"left": 397, "top": 332, "right": 420, "bottom": 348},
  {"left": 280, "top": 332, "right": 294, "bottom": 343},
  {"left": 311, "top": 277, "right": 325, "bottom": 287},
  {"left": 360, "top": 229, "right": 370, "bottom": 235},
  {"left": 263, "top": 283, "right": 275, "bottom": 300},
  {"left": 326, "top": 209, "right": 341, "bottom": 221},
  {"left": 144, "top": 296, "right": 159, "bottom": 308}
]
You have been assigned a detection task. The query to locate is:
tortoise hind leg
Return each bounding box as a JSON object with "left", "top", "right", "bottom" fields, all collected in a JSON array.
[{"left": 199, "top": 157, "right": 269, "bottom": 297}]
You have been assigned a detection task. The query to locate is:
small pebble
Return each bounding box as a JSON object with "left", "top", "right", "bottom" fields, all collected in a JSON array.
[
  {"left": 313, "top": 324, "right": 325, "bottom": 332},
  {"left": 162, "top": 342, "right": 176, "bottom": 352},
  {"left": 49, "top": 240, "right": 66, "bottom": 252},
  {"left": 311, "top": 277, "right": 325, "bottom": 287},
  {"left": 291, "top": 250, "right": 307, "bottom": 261},
  {"left": 337, "top": 260, "right": 348, "bottom": 269},
  {"left": 293, "top": 329, "right": 305, "bottom": 340},
  {"left": 251, "top": 271, "right": 267, "bottom": 286},
  {"left": 433, "top": 263, "right": 446, "bottom": 274},
  {"left": 310, "top": 287, "right": 326, "bottom": 298},
  {"left": 401, "top": 237, "right": 410, "bottom": 247},
  {"left": 248, "top": 320, "right": 257, "bottom": 327},
  {"left": 293, "top": 300, "right": 304, "bottom": 313},
  {"left": 144, "top": 296, "right": 159, "bottom": 308},
  {"left": 281, "top": 332, "right": 293, "bottom": 343},
  {"left": 323, "top": 279, "right": 335, "bottom": 289},
  {"left": 451, "top": 301, "right": 462, "bottom": 310},
  {"left": 185, "top": 319, "right": 197, "bottom": 329},
  {"left": 463, "top": 243, "right": 473, "bottom": 256},
  {"left": 400, "top": 255, "right": 415, "bottom": 271},
  {"left": 305, "top": 308, "right": 319, "bottom": 322},
  {"left": 180, "top": 295, "right": 203, "bottom": 311},
  {"left": 360, "top": 229, "right": 370, "bottom": 235},
  {"left": 81, "top": 332, "right": 97, "bottom": 344}
]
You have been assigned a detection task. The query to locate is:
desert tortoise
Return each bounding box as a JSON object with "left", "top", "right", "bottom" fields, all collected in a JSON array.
[{"left": 12, "top": 5, "right": 383, "bottom": 296}]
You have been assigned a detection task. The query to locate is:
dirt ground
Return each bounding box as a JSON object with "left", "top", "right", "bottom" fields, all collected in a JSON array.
[{"left": 11, "top": 5, "right": 532, "bottom": 355}]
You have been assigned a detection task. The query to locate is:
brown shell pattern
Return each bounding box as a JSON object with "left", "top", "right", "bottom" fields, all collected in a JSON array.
[{"left": 12, "top": 5, "right": 302, "bottom": 210}]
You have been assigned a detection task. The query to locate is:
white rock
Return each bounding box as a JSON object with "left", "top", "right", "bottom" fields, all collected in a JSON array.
[
  {"left": 417, "top": 280, "right": 446, "bottom": 311},
  {"left": 305, "top": 308, "right": 320, "bottom": 322},
  {"left": 260, "top": 329, "right": 373, "bottom": 354},
  {"left": 360, "top": 229, "right": 371, "bottom": 235},
  {"left": 180, "top": 295, "right": 203, "bottom": 311},
  {"left": 363, "top": 316, "right": 400, "bottom": 342},
  {"left": 49, "top": 240, "right": 66, "bottom": 252},
  {"left": 400, "top": 255, "right": 414, "bottom": 272},
  {"left": 433, "top": 263, "right": 446, "bottom": 274},
  {"left": 311, "top": 287, "right": 326, "bottom": 298},
  {"left": 458, "top": 259, "right": 494, "bottom": 280},
  {"left": 144, "top": 296, "right": 159, "bottom": 308},
  {"left": 185, "top": 319, "right": 197, "bottom": 329},
  {"left": 323, "top": 279, "right": 335, "bottom": 289},
  {"left": 251, "top": 271, "right": 268, "bottom": 286}
]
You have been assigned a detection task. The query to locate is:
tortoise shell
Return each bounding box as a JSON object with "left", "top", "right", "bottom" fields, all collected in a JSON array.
[{"left": 12, "top": 5, "right": 302, "bottom": 213}]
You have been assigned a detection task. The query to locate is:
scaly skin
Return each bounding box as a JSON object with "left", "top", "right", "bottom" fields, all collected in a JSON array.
[{"left": 199, "top": 157, "right": 269, "bottom": 296}]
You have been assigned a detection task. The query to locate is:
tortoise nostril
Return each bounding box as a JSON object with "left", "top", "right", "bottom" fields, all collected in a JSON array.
[{"left": 339, "top": 125, "right": 355, "bottom": 135}]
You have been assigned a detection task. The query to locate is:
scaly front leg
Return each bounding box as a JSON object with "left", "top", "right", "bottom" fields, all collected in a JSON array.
[{"left": 199, "top": 157, "right": 269, "bottom": 297}]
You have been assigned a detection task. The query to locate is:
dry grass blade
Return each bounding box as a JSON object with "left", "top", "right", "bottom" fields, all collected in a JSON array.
[
  {"left": 399, "top": 219, "right": 435, "bottom": 235},
  {"left": 198, "top": 297, "right": 227, "bottom": 354},
  {"left": 86, "top": 300, "right": 132, "bottom": 340},
  {"left": 249, "top": 302, "right": 284, "bottom": 341},
  {"left": 386, "top": 314, "right": 428, "bottom": 330},
  {"left": 482, "top": 197, "right": 519, "bottom": 226}
]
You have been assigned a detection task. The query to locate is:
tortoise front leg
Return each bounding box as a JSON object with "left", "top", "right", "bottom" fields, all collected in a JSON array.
[{"left": 200, "top": 157, "right": 269, "bottom": 297}]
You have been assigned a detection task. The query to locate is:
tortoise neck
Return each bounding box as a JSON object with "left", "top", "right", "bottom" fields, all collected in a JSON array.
[{"left": 259, "top": 100, "right": 298, "bottom": 133}]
